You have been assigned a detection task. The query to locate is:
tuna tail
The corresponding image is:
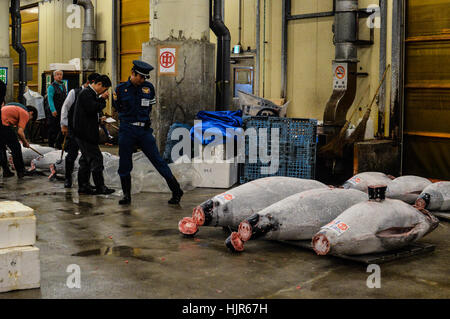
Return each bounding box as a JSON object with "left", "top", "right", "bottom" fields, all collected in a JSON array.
[
  {"left": 225, "top": 232, "right": 245, "bottom": 252},
  {"left": 192, "top": 199, "right": 214, "bottom": 226},
  {"left": 179, "top": 199, "right": 215, "bottom": 237},
  {"left": 239, "top": 213, "right": 278, "bottom": 242},
  {"left": 312, "top": 233, "right": 331, "bottom": 256},
  {"left": 414, "top": 193, "right": 431, "bottom": 210}
]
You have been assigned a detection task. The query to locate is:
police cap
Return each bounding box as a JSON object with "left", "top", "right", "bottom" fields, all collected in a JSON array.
[{"left": 132, "top": 60, "right": 154, "bottom": 79}]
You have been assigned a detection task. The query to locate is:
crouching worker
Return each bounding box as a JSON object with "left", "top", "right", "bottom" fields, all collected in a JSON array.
[
  {"left": 0, "top": 104, "right": 37, "bottom": 179},
  {"left": 113, "top": 60, "right": 183, "bottom": 205},
  {"left": 72, "top": 75, "right": 115, "bottom": 195}
]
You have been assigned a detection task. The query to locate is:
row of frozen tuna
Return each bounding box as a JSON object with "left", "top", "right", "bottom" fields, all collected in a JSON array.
[
  {"left": 178, "top": 175, "right": 448, "bottom": 255},
  {"left": 10, "top": 144, "right": 199, "bottom": 194}
]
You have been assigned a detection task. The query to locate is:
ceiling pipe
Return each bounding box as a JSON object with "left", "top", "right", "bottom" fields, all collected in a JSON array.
[
  {"left": 323, "top": 0, "right": 359, "bottom": 135},
  {"left": 210, "top": 0, "right": 231, "bottom": 110},
  {"left": 73, "top": 0, "right": 96, "bottom": 72},
  {"left": 10, "top": 0, "right": 27, "bottom": 104}
]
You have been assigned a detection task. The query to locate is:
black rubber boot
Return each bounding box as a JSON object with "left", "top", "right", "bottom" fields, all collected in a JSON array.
[
  {"left": 78, "top": 184, "right": 96, "bottom": 195},
  {"left": 16, "top": 170, "right": 33, "bottom": 179},
  {"left": 119, "top": 175, "right": 132, "bottom": 205},
  {"left": 64, "top": 170, "right": 73, "bottom": 188},
  {"left": 93, "top": 172, "right": 115, "bottom": 195},
  {"left": 2, "top": 169, "right": 14, "bottom": 178},
  {"left": 167, "top": 176, "right": 183, "bottom": 205}
]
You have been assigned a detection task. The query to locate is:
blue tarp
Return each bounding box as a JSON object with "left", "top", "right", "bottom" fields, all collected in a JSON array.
[
  {"left": 163, "top": 122, "right": 192, "bottom": 163},
  {"left": 190, "top": 110, "right": 243, "bottom": 145}
]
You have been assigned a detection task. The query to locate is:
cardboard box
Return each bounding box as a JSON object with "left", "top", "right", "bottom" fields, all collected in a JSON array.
[{"left": 0, "top": 246, "right": 40, "bottom": 293}]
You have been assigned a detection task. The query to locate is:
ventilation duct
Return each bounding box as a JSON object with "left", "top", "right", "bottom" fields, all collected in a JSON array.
[
  {"left": 323, "top": 0, "right": 359, "bottom": 135},
  {"left": 73, "top": 0, "right": 96, "bottom": 72}
]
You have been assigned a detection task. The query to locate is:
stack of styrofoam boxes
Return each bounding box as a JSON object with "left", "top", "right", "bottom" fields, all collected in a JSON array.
[
  {"left": 192, "top": 144, "right": 239, "bottom": 188},
  {"left": 0, "top": 201, "right": 40, "bottom": 293}
]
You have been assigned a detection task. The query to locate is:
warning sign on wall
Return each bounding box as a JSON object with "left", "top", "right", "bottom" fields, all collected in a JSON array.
[
  {"left": 333, "top": 62, "right": 348, "bottom": 90},
  {"left": 158, "top": 47, "right": 178, "bottom": 76},
  {"left": 0, "top": 67, "right": 8, "bottom": 85}
]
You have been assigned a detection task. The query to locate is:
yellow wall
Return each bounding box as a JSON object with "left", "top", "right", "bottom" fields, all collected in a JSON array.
[
  {"left": 224, "top": 0, "right": 393, "bottom": 136},
  {"left": 38, "top": 0, "right": 114, "bottom": 113}
]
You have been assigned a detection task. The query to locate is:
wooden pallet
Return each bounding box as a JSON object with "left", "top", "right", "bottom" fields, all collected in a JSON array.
[{"left": 279, "top": 240, "right": 436, "bottom": 265}]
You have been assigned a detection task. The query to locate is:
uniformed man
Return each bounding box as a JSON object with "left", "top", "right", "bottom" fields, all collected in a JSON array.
[
  {"left": 113, "top": 60, "right": 183, "bottom": 205},
  {"left": 47, "top": 70, "right": 67, "bottom": 149}
]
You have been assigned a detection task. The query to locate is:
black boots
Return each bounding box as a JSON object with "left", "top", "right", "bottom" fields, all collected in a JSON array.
[
  {"left": 92, "top": 172, "right": 115, "bottom": 195},
  {"left": 119, "top": 175, "right": 131, "bottom": 205},
  {"left": 167, "top": 176, "right": 183, "bottom": 205},
  {"left": 64, "top": 172, "right": 73, "bottom": 188},
  {"left": 2, "top": 168, "right": 14, "bottom": 178},
  {"left": 78, "top": 184, "right": 96, "bottom": 195}
]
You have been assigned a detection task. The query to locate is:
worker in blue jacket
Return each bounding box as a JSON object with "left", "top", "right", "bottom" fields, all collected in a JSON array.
[
  {"left": 46, "top": 70, "right": 67, "bottom": 149},
  {"left": 113, "top": 60, "right": 183, "bottom": 205}
]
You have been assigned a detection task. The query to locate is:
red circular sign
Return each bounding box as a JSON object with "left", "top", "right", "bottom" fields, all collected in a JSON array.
[
  {"left": 335, "top": 66, "right": 346, "bottom": 79},
  {"left": 160, "top": 51, "right": 175, "bottom": 68}
]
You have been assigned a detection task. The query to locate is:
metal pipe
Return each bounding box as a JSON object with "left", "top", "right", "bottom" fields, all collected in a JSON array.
[
  {"left": 73, "top": 0, "right": 96, "bottom": 72},
  {"left": 288, "top": 11, "right": 334, "bottom": 20},
  {"left": 262, "top": 0, "right": 266, "bottom": 98},
  {"left": 323, "top": 0, "right": 359, "bottom": 131},
  {"left": 379, "top": 0, "right": 387, "bottom": 135},
  {"left": 111, "top": 0, "right": 118, "bottom": 90},
  {"left": 396, "top": 0, "right": 406, "bottom": 174},
  {"left": 10, "top": 0, "right": 27, "bottom": 104},
  {"left": 281, "top": 0, "right": 289, "bottom": 99},
  {"left": 210, "top": 0, "right": 231, "bottom": 110},
  {"left": 238, "top": 0, "right": 242, "bottom": 47},
  {"left": 255, "top": 0, "right": 260, "bottom": 96}
]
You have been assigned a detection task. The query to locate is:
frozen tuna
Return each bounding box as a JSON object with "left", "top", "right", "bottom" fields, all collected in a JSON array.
[
  {"left": 178, "top": 177, "right": 327, "bottom": 236},
  {"left": 225, "top": 188, "right": 367, "bottom": 252},
  {"left": 342, "top": 172, "right": 394, "bottom": 192},
  {"left": 7, "top": 144, "right": 55, "bottom": 168},
  {"left": 386, "top": 175, "right": 432, "bottom": 204},
  {"left": 415, "top": 182, "right": 450, "bottom": 211},
  {"left": 312, "top": 186, "right": 439, "bottom": 256}
]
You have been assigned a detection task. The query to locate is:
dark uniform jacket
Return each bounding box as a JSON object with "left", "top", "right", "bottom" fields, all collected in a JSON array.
[
  {"left": 72, "top": 86, "right": 106, "bottom": 144},
  {"left": 113, "top": 79, "right": 156, "bottom": 123}
]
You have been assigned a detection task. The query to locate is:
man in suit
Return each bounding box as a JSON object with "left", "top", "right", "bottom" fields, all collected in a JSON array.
[{"left": 72, "top": 75, "right": 114, "bottom": 195}]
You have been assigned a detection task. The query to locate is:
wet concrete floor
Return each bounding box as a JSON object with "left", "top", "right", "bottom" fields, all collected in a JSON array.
[{"left": 0, "top": 169, "right": 449, "bottom": 299}]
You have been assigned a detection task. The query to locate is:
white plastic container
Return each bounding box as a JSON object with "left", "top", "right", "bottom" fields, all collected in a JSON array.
[
  {"left": 0, "top": 216, "right": 36, "bottom": 249},
  {"left": 193, "top": 161, "right": 239, "bottom": 188},
  {"left": 0, "top": 246, "right": 40, "bottom": 293}
]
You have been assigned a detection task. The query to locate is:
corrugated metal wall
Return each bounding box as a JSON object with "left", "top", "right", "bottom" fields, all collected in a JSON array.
[
  {"left": 120, "top": 0, "right": 149, "bottom": 82},
  {"left": 403, "top": 0, "right": 450, "bottom": 179},
  {"left": 9, "top": 5, "right": 39, "bottom": 99}
]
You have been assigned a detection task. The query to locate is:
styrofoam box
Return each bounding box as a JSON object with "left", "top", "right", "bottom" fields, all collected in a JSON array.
[
  {"left": 193, "top": 161, "right": 239, "bottom": 188},
  {"left": 0, "top": 201, "right": 34, "bottom": 219},
  {"left": 0, "top": 216, "right": 36, "bottom": 249},
  {"left": 0, "top": 246, "right": 40, "bottom": 293}
]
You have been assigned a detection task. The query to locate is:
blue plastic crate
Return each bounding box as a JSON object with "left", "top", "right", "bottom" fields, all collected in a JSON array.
[{"left": 239, "top": 116, "right": 317, "bottom": 183}]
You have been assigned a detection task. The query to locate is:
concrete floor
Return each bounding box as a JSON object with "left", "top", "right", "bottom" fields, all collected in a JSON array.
[{"left": 0, "top": 165, "right": 449, "bottom": 298}]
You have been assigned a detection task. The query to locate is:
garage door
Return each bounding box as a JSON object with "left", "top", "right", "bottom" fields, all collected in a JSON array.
[
  {"left": 120, "top": 0, "right": 149, "bottom": 82},
  {"left": 403, "top": 0, "right": 450, "bottom": 180},
  {"left": 9, "top": 4, "right": 39, "bottom": 100}
]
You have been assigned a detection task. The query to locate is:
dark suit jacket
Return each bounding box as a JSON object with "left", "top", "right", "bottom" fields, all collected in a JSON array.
[{"left": 72, "top": 86, "right": 106, "bottom": 144}]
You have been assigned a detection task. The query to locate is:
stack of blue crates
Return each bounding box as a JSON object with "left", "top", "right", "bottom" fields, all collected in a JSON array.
[{"left": 239, "top": 116, "right": 317, "bottom": 184}]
